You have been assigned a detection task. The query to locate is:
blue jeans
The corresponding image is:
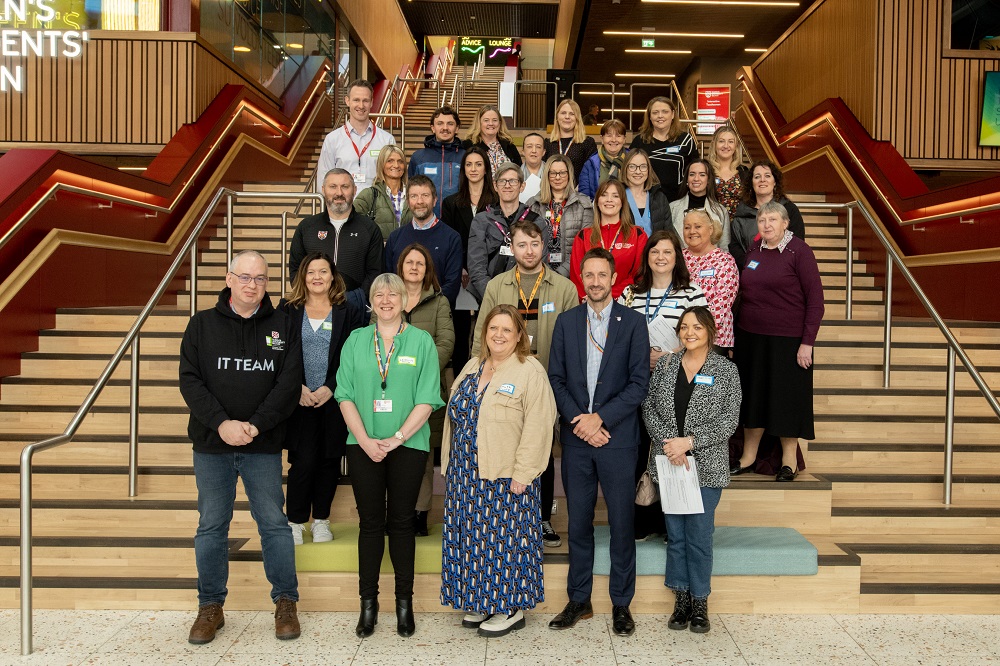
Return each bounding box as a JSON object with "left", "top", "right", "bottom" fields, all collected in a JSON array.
[
  {"left": 193, "top": 451, "right": 298, "bottom": 606},
  {"left": 664, "top": 486, "right": 723, "bottom": 600}
]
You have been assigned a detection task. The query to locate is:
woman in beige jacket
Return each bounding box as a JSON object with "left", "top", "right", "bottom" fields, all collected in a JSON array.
[{"left": 439, "top": 304, "right": 556, "bottom": 638}]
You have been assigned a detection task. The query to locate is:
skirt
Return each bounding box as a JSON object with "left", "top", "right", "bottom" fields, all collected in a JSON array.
[{"left": 735, "top": 328, "right": 815, "bottom": 440}]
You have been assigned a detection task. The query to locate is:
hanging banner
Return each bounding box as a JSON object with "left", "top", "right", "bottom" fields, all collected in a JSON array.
[{"left": 695, "top": 84, "right": 731, "bottom": 135}]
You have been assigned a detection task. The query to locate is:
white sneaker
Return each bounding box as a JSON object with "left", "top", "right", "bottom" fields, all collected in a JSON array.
[
  {"left": 311, "top": 519, "right": 333, "bottom": 543},
  {"left": 289, "top": 522, "right": 304, "bottom": 546},
  {"left": 477, "top": 610, "right": 525, "bottom": 637},
  {"left": 462, "top": 612, "right": 488, "bottom": 628}
]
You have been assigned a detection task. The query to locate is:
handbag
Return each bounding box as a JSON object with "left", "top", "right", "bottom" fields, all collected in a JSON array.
[{"left": 635, "top": 471, "right": 659, "bottom": 506}]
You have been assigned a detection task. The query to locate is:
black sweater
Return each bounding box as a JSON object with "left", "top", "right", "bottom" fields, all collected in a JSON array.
[
  {"left": 288, "top": 209, "right": 384, "bottom": 293},
  {"left": 179, "top": 289, "right": 303, "bottom": 454}
]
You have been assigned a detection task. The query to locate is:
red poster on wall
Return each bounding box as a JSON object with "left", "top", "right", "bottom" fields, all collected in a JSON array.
[{"left": 696, "top": 84, "right": 731, "bottom": 135}]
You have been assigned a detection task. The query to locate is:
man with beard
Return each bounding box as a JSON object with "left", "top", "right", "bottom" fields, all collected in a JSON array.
[
  {"left": 547, "top": 248, "right": 649, "bottom": 637},
  {"left": 408, "top": 106, "right": 465, "bottom": 218},
  {"left": 289, "top": 168, "right": 384, "bottom": 312},
  {"left": 470, "top": 217, "right": 579, "bottom": 550},
  {"left": 383, "top": 175, "right": 463, "bottom": 306}
]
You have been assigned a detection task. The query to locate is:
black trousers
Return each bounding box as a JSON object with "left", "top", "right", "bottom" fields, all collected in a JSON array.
[
  {"left": 346, "top": 444, "right": 428, "bottom": 599},
  {"left": 285, "top": 407, "right": 341, "bottom": 524},
  {"left": 541, "top": 449, "right": 555, "bottom": 522},
  {"left": 451, "top": 309, "right": 474, "bottom": 374}
]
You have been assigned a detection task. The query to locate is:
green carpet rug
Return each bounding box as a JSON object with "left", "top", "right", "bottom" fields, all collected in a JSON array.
[
  {"left": 294, "top": 523, "right": 443, "bottom": 573},
  {"left": 594, "top": 525, "right": 819, "bottom": 576}
]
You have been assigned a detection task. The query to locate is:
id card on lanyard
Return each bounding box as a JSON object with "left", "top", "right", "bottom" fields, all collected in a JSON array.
[{"left": 346, "top": 124, "right": 376, "bottom": 183}]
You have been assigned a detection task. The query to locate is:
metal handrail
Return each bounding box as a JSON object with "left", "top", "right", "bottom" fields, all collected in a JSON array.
[
  {"left": 511, "top": 79, "right": 558, "bottom": 130},
  {"left": 293, "top": 169, "right": 319, "bottom": 215},
  {"left": 20, "top": 186, "right": 324, "bottom": 655},
  {"left": 371, "top": 113, "right": 406, "bottom": 155},
  {"left": 455, "top": 78, "right": 500, "bottom": 109},
  {"left": 572, "top": 82, "right": 617, "bottom": 121},
  {"left": 627, "top": 83, "right": 673, "bottom": 133},
  {"left": 792, "top": 199, "right": 1000, "bottom": 504}
]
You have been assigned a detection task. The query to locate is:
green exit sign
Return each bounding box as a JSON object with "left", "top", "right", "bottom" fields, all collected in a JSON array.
[{"left": 641, "top": 39, "right": 655, "bottom": 48}]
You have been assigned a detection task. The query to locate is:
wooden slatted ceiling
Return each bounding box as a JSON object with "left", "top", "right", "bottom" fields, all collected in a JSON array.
[{"left": 399, "top": 2, "right": 559, "bottom": 39}]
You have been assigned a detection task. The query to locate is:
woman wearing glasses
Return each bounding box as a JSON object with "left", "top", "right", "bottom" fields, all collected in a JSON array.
[
  {"left": 526, "top": 154, "right": 593, "bottom": 277},
  {"left": 335, "top": 273, "right": 445, "bottom": 638},
  {"left": 622, "top": 149, "right": 671, "bottom": 237}
]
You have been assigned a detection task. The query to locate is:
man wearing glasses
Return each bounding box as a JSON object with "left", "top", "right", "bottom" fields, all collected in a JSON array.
[
  {"left": 179, "top": 250, "right": 304, "bottom": 645},
  {"left": 466, "top": 162, "right": 551, "bottom": 303}
]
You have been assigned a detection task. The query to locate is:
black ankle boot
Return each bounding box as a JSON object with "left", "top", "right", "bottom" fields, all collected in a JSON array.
[
  {"left": 396, "top": 597, "right": 415, "bottom": 637},
  {"left": 689, "top": 596, "right": 710, "bottom": 633},
  {"left": 413, "top": 511, "right": 429, "bottom": 537},
  {"left": 667, "top": 590, "right": 691, "bottom": 630},
  {"left": 356, "top": 597, "right": 378, "bottom": 637}
]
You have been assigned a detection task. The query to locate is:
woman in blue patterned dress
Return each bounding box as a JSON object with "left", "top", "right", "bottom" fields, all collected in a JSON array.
[{"left": 440, "top": 304, "right": 557, "bottom": 637}]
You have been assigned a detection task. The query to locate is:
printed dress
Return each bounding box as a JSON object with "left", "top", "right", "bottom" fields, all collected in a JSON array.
[{"left": 440, "top": 364, "right": 545, "bottom": 615}]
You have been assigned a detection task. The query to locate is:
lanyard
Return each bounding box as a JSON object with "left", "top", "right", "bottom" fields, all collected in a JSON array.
[
  {"left": 599, "top": 223, "right": 623, "bottom": 251},
  {"left": 644, "top": 283, "right": 673, "bottom": 324},
  {"left": 587, "top": 313, "right": 606, "bottom": 354},
  {"left": 490, "top": 206, "right": 529, "bottom": 245},
  {"left": 374, "top": 320, "right": 403, "bottom": 397},
  {"left": 559, "top": 137, "right": 572, "bottom": 155},
  {"left": 515, "top": 266, "right": 545, "bottom": 309},
  {"left": 387, "top": 186, "right": 405, "bottom": 222},
  {"left": 547, "top": 200, "right": 565, "bottom": 240},
  {"left": 345, "top": 123, "right": 376, "bottom": 168}
]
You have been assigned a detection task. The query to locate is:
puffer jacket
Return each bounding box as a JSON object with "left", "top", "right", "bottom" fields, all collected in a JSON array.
[
  {"left": 353, "top": 183, "right": 413, "bottom": 241},
  {"left": 526, "top": 188, "right": 594, "bottom": 277},
  {"left": 408, "top": 135, "right": 465, "bottom": 217}
]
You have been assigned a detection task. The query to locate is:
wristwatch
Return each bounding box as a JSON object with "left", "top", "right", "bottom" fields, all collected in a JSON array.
[{"left": 394, "top": 431, "right": 406, "bottom": 443}]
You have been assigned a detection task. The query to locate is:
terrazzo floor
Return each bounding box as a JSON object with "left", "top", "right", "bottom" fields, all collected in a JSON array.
[{"left": 2, "top": 609, "right": 1000, "bottom": 665}]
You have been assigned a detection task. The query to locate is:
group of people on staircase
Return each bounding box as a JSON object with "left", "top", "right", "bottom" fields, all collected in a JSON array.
[{"left": 176, "top": 78, "right": 825, "bottom": 646}]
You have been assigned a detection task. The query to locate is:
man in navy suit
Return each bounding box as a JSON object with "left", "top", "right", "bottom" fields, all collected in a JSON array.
[{"left": 547, "top": 248, "right": 650, "bottom": 636}]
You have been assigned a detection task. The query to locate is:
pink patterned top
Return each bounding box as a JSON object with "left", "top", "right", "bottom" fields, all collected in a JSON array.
[
  {"left": 716, "top": 172, "right": 744, "bottom": 218},
  {"left": 683, "top": 247, "right": 740, "bottom": 348}
]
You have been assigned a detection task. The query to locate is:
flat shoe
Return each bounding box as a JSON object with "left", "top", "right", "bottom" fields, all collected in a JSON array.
[
  {"left": 730, "top": 462, "right": 752, "bottom": 476},
  {"left": 775, "top": 466, "right": 798, "bottom": 482}
]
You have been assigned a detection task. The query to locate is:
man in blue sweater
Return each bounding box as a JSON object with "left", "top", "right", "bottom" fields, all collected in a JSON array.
[{"left": 384, "top": 175, "right": 463, "bottom": 306}]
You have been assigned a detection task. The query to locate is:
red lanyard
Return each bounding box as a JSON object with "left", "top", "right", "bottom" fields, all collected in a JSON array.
[
  {"left": 345, "top": 124, "right": 376, "bottom": 167},
  {"left": 548, "top": 200, "right": 565, "bottom": 240}
]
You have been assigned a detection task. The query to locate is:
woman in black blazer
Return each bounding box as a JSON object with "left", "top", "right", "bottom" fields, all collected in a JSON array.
[
  {"left": 462, "top": 104, "right": 522, "bottom": 177},
  {"left": 280, "top": 252, "right": 364, "bottom": 545}
]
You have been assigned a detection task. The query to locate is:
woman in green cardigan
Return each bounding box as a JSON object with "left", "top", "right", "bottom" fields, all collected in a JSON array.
[{"left": 353, "top": 145, "right": 413, "bottom": 241}]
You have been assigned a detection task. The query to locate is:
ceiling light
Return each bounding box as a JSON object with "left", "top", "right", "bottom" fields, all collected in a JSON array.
[
  {"left": 624, "top": 49, "right": 691, "bottom": 54},
  {"left": 644, "top": 0, "right": 797, "bottom": 4},
  {"left": 745, "top": 47, "right": 768, "bottom": 52},
  {"left": 234, "top": 46, "right": 251, "bottom": 52},
  {"left": 286, "top": 43, "right": 303, "bottom": 48},
  {"left": 595, "top": 47, "right": 605, "bottom": 51},
  {"left": 615, "top": 73, "right": 676, "bottom": 77},
  {"left": 604, "top": 30, "right": 743, "bottom": 38}
]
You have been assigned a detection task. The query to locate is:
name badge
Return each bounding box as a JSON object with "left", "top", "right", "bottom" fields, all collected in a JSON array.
[
  {"left": 374, "top": 399, "right": 393, "bottom": 412},
  {"left": 424, "top": 166, "right": 438, "bottom": 175},
  {"left": 497, "top": 383, "right": 516, "bottom": 395},
  {"left": 665, "top": 300, "right": 680, "bottom": 309},
  {"left": 549, "top": 252, "right": 563, "bottom": 264},
  {"left": 370, "top": 149, "right": 381, "bottom": 157},
  {"left": 694, "top": 374, "right": 715, "bottom": 386},
  {"left": 541, "top": 302, "right": 555, "bottom": 314},
  {"left": 528, "top": 334, "right": 534, "bottom": 345},
  {"left": 397, "top": 355, "right": 416, "bottom": 366},
  {"left": 666, "top": 146, "right": 681, "bottom": 154},
  {"left": 352, "top": 172, "right": 366, "bottom": 184},
  {"left": 499, "top": 245, "right": 514, "bottom": 256},
  {"left": 322, "top": 321, "right": 333, "bottom": 330},
  {"left": 747, "top": 260, "right": 760, "bottom": 270},
  {"left": 699, "top": 268, "right": 716, "bottom": 278}
]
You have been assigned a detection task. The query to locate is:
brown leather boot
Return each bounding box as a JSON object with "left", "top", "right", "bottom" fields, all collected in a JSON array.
[
  {"left": 274, "top": 597, "right": 301, "bottom": 640},
  {"left": 188, "top": 603, "right": 224, "bottom": 644}
]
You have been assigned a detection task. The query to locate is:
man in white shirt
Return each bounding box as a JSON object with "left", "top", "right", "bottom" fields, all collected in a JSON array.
[
  {"left": 315, "top": 80, "right": 396, "bottom": 193},
  {"left": 520, "top": 133, "right": 546, "bottom": 203}
]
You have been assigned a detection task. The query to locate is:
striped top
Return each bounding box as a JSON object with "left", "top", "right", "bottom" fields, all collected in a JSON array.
[{"left": 619, "top": 284, "right": 708, "bottom": 353}]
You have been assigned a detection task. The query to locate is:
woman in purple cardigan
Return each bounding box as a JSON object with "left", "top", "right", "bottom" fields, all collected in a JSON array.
[{"left": 730, "top": 200, "right": 824, "bottom": 481}]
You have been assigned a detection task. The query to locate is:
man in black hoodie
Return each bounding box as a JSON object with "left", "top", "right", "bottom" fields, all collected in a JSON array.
[{"left": 179, "top": 250, "right": 303, "bottom": 645}]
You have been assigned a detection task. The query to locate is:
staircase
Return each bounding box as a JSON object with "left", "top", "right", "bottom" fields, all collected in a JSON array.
[
  {"left": 2, "top": 133, "right": 1000, "bottom": 612},
  {"left": 401, "top": 66, "right": 508, "bottom": 159}
]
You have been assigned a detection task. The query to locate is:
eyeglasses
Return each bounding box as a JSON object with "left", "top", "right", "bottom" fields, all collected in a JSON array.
[
  {"left": 497, "top": 178, "right": 521, "bottom": 187},
  {"left": 230, "top": 273, "right": 268, "bottom": 286},
  {"left": 626, "top": 164, "right": 649, "bottom": 173},
  {"left": 549, "top": 171, "right": 569, "bottom": 179}
]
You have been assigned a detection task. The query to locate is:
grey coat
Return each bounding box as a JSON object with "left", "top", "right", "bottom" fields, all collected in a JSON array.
[
  {"left": 466, "top": 204, "right": 551, "bottom": 302},
  {"left": 526, "top": 188, "right": 593, "bottom": 277},
  {"left": 642, "top": 349, "right": 741, "bottom": 488}
]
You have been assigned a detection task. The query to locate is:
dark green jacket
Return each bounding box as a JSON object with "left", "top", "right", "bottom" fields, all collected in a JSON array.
[{"left": 354, "top": 183, "right": 413, "bottom": 241}]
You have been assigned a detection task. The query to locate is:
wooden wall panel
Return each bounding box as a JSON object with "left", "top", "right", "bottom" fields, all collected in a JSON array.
[
  {"left": 754, "top": 0, "right": 878, "bottom": 135},
  {"left": 0, "top": 33, "right": 280, "bottom": 148},
  {"left": 336, "top": 0, "right": 418, "bottom": 80}
]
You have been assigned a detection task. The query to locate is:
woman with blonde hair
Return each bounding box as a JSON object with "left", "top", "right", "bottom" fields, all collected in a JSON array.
[
  {"left": 354, "top": 145, "right": 412, "bottom": 241},
  {"left": 526, "top": 154, "right": 593, "bottom": 276},
  {"left": 707, "top": 126, "right": 747, "bottom": 218},
  {"left": 569, "top": 178, "right": 647, "bottom": 300},
  {"left": 463, "top": 104, "right": 522, "bottom": 175},
  {"left": 543, "top": 99, "right": 597, "bottom": 183},
  {"left": 628, "top": 97, "right": 699, "bottom": 201}
]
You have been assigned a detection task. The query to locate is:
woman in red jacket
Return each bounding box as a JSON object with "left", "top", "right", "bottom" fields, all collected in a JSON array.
[{"left": 569, "top": 179, "right": 648, "bottom": 300}]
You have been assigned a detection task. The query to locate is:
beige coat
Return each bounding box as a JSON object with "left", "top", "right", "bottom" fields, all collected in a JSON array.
[{"left": 441, "top": 354, "right": 556, "bottom": 486}]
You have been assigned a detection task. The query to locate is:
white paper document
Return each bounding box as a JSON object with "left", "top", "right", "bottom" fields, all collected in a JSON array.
[{"left": 655, "top": 454, "right": 705, "bottom": 514}]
